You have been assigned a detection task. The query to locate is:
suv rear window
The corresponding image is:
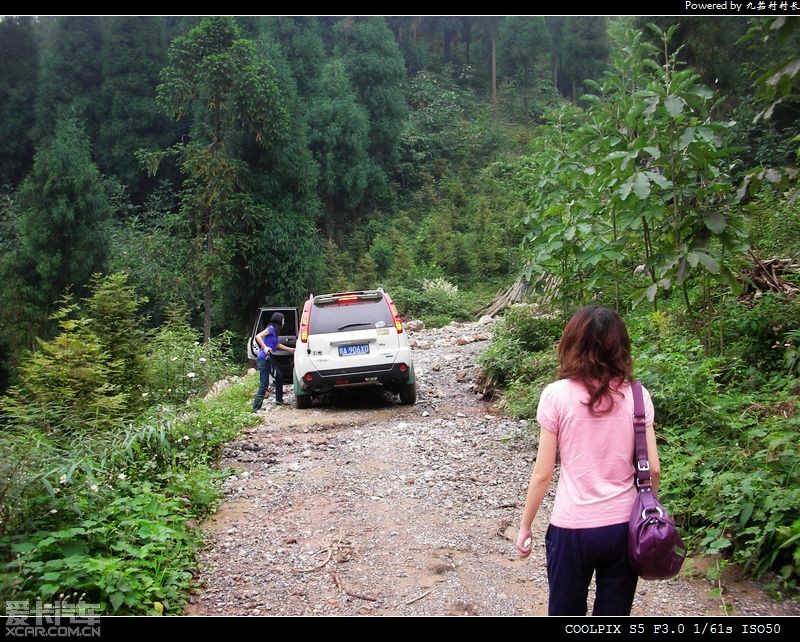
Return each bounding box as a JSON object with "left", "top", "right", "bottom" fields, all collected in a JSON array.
[{"left": 309, "top": 300, "right": 394, "bottom": 335}]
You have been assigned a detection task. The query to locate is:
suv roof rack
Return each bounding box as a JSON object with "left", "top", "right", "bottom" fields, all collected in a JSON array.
[{"left": 313, "top": 289, "right": 384, "bottom": 305}]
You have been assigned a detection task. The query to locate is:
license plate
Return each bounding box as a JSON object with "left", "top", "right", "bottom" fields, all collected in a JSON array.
[{"left": 339, "top": 344, "right": 369, "bottom": 356}]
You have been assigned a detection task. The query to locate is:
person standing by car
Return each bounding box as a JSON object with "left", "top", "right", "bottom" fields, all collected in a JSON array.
[
  {"left": 252, "top": 312, "right": 295, "bottom": 410},
  {"left": 515, "top": 306, "right": 659, "bottom": 615}
]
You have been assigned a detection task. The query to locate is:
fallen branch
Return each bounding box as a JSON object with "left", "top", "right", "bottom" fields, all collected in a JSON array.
[
  {"left": 330, "top": 570, "right": 378, "bottom": 602},
  {"left": 293, "top": 546, "right": 333, "bottom": 573},
  {"left": 405, "top": 590, "right": 432, "bottom": 605}
]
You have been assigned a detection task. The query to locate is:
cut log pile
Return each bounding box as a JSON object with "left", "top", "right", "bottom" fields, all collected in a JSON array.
[
  {"left": 739, "top": 252, "right": 800, "bottom": 304},
  {"left": 479, "top": 273, "right": 560, "bottom": 318}
]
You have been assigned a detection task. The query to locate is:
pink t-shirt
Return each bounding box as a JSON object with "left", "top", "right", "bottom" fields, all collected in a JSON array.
[{"left": 536, "top": 378, "right": 655, "bottom": 529}]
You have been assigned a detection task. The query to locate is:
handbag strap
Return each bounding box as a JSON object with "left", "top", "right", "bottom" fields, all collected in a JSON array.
[{"left": 631, "top": 380, "right": 651, "bottom": 488}]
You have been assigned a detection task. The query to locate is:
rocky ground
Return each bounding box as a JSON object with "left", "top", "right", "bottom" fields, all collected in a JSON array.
[{"left": 186, "top": 319, "right": 800, "bottom": 617}]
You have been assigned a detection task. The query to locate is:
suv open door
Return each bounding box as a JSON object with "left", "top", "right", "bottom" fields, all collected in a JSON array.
[{"left": 247, "top": 307, "right": 298, "bottom": 382}]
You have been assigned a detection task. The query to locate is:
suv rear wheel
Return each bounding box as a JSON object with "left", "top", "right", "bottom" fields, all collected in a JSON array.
[{"left": 399, "top": 382, "right": 417, "bottom": 405}]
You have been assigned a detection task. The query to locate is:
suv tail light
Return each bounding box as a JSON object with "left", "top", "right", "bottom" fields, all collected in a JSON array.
[
  {"left": 384, "top": 293, "right": 403, "bottom": 334},
  {"left": 299, "top": 299, "right": 311, "bottom": 343}
]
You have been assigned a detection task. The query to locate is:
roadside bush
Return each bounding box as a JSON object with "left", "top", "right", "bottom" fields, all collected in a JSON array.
[
  {"left": 716, "top": 294, "right": 800, "bottom": 373},
  {"left": 0, "top": 299, "right": 127, "bottom": 435},
  {"left": 498, "top": 305, "right": 564, "bottom": 353},
  {"left": 500, "top": 351, "right": 559, "bottom": 418},
  {"left": 391, "top": 280, "right": 471, "bottom": 328},
  {"left": 144, "top": 317, "right": 236, "bottom": 404},
  {"left": 0, "top": 380, "right": 256, "bottom": 613}
]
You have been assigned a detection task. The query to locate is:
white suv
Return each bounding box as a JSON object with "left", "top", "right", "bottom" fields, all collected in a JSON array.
[{"left": 292, "top": 289, "right": 417, "bottom": 409}]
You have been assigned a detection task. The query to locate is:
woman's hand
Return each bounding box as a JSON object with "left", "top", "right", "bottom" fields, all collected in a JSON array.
[{"left": 516, "top": 527, "right": 533, "bottom": 558}]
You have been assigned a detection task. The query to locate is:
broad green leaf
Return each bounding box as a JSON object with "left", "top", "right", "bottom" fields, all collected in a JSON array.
[
  {"left": 766, "top": 58, "right": 800, "bottom": 88},
  {"left": 643, "top": 146, "right": 662, "bottom": 160},
  {"left": 658, "top": 278, "right": 671, "bottom": 289},
  {"left": 739, "top": 503, "right": 755, "bottom": 529},
  {"left": 564, "top": 226, "right": 576, "bottom": 241},
  {"left": 676, "top": 257, "right": 689, "bottom": 285},
  {"left": 643, "top": 96, "right": 659, "bottom": 117},
  {"left": 695, "top": 252, "right": 720, "bottom": 274},
  {"left": 688, "top": 84, "right": 713, "bottom": 99},
  {"left": 645, "top": 283, "right": 658, "bottom": 302},
  {"left": 644, "top": 171, "right": 669, "bottom": 189},
  {"left": 665, "top": 95, "right": 686, "bottom": 117},
  {"left": 618, "top": 178, "right": 633, "bottom": 201},
  {"left": 679, "top": 127, "right": 696, "bottom": 150},
  {"left": 703, "top": 211, "right": 727, "bottom": 234},
  {"left": 633, "top": 172, "right": 651, "bottom": 199},
  {"left": 11, "top": 541, "right": 36, "bottom": 553},
  {"left": 708, "top": 537, "right": 732, "bottom": 551},
  {"left": 696, "top": 127, "right": 719, "bottom": 144}
]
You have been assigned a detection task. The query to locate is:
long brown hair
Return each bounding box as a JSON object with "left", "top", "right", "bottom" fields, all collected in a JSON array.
[{"left": 557, "top": 306, "right": 633, "bottom": 413}]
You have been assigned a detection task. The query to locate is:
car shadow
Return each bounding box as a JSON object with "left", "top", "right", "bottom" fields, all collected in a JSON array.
[{"left": 314, "top": 387, "right": 398, "bottom": 410}]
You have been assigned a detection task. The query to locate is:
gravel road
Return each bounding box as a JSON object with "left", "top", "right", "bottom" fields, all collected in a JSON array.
[{"left": 186, "top": 319, "right": 799, "bottom": 617}]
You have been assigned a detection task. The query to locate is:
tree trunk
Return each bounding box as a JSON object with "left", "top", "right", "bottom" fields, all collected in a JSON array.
[
  {"left": 490, "top": 36, "right": 497, "bottom": 120},
  {"left": 523, "top": 64, "right": 529, "bottom": 118},
  {"left": 552, "top": 52, "right": 559, "bottom": 89},
  {"left": 204, "top": 222, "right": 213, "bottom": 345}
]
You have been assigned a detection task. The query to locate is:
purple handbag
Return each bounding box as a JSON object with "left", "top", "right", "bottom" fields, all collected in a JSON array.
[{"left": 628, "top": 381, "right": 686, "bottom": 580}]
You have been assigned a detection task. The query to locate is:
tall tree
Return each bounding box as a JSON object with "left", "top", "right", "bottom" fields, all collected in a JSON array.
[
  {"left": 0, "top": 17, "right": 38, "bottom": 188},
  {"left": 2, "top": 117, "right": 112, "bottom": 349},
  {"left": 96, "top": 17, "right": 173, "bottom": 197},
  {"left": 498, "top": 17, "right": 551, "bottom": 117},
  {"left": 263, "top": 17, "right": 325, "bottom": 97},
  {"left": 307, "top": 60, "right": 371, "bottom": 239},
  {"left": 559, "top": 17, "right": 610, "bottom": 100},
  {"left": 144, "top": 17, "right": 289, "bottom": 343},
  {"left": 221, "top": 32, "right": 323, "bottom": 332},
  {"left": 338, "top": 17, "right": 408, "bottom": 200},
  {"left": 386, "top": 17, "right": 427, "bottom": 74},
  {"left": 475, "top": 17, "right": 501, "bottom": 118},
  {"left": 546, "top": 17, "right": 565, "bottom": 90},
  {"left": 34, "top": 16, "right": 103, "bottom": 144}
]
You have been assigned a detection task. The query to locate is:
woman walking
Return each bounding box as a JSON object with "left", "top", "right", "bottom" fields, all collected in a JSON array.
[{"left": 516, "top": 306, "right": 660, "bottom": 616}]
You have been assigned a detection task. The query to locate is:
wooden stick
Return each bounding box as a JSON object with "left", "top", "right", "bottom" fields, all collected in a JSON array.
[
  {"left": 293, "top": 547, "right": 333, "bottom": 573},
  {"left": 405, "top": 590, "right": 432, "bottom": 605}
]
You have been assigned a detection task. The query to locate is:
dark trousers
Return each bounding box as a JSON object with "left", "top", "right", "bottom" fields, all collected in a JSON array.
[
  {"left": 252, "top": 356, "right": 284, "bottom": 409},
  {"left": 545, "top": 522, "right": 638, "bottom": 616}
]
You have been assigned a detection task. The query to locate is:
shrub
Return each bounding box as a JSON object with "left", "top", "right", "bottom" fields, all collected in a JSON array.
[
  {"left": 390, "top": 283, "right": 471, "bottom": 328},
  {"left": 499, "top": 305, "right": 564, "bottom": 353},
  {"left": 144, "top": 317, "right": 235, "bottom": 404}
]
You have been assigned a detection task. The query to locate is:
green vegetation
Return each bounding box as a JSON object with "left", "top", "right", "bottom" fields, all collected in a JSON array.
[
  {"left": 0, "top": 274, "right": 251, "bottom": 613},
  {"left": 1, "top": 15, "right": 799, "bottom": 609},
  {"left": 477, "top": 20, "right": 800, "bottom": 593}
]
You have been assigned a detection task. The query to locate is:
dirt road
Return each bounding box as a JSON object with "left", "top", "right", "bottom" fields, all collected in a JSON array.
[{"left": 186, "top": 320, "right": 799, "bottom": 616}]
